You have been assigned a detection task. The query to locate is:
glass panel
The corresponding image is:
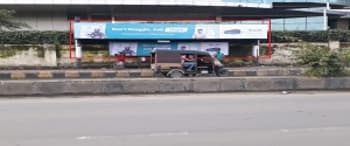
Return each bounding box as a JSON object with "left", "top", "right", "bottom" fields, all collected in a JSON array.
[
  {"left": 307, "top": 16, "right": 324, "bottom": 23},
  {"left": 272, "top": 18, "right": 284, "bottom": 31},
  {"left": 246, "top": 0, "right": 264, "bottom": 2},
  {"left": 306, "top": 0, "right": 324, "bottom": 2},
  {"left": 284, "top": 18, "right": 307, "bottom": 31},
  {"left": 261, "top": 0, "right": 345, "bottom": 3},
  {"left": 263, "top": 0, "right": 275, "bottom": 3},
  {"left": 307, "top": 23, "right": 324, "bottom": 30},
  {"left": 306, "top": 16, "right": 325, "bottom": 31},
  {"left": 329, "top": 0, "right": 349, "bottom": 3},
  {"left": 271, "top": 16, "right": 325, "bottom": 31},
  {"left": 285, "top": 17, "right": 306, "bottom": 24},
  {"left": 272, "top": 19, "right": 284, "bottom": 24},
  {"left": 284, "top": 23, "right": 306, "bottom": 31},
  {"left": 272, "top": 24, "right": 284, "bottom": 31}
]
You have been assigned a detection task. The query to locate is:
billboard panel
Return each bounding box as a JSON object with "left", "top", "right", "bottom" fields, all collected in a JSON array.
[
  {"left": 74, "top": 23, "right": 268, "bottom": 39},
  {"left": 74, "top": 23, "right": 106, "bottom": 39},
  {"left": 200, "top": 42, "right": 229, "bottom": 55},
  {"left": 108, "top": 41, "right": 229, "bottom": 56},
  {"left": 219, "top": 24, "right": 268, "bottom": 39},
  {"left": 109, "top": 42, "right": 138, "bottom": 56},
  {"left": 177, "top": 42, "right": 228, "bottom": 55}
]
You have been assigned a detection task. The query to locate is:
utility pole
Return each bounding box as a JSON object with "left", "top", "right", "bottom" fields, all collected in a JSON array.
[
  {"left": 324, "top": 0, "right": 331, "bottom": 49},
  {"left": 323, "top": 0, "right": 330, "bottom": 31}
]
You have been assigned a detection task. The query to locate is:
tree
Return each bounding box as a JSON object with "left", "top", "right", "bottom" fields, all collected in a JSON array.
[{"left": 0, "top": 9, "right": 28, "bottom": 31}]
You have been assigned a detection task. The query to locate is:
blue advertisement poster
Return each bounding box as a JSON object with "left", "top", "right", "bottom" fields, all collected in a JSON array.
[
  {"left": 74, "top": 23, "right": 106, "bottom": 39},
  {"left": 74, "top": 22, "right": 268, "bottom": 39},
  {"left": 109, "top": 41, "right": 228, "bottom": 56},
  {"left": 75, "top": 23, "right": 223, "bottom": 39},
  {"left": 109, "top": 42, "right": 138, "bottom": 56},
  {"left": 136, "top": 43, "right": 177, "bottom": 56},
  {"left": 106, "top": 23, "right": 196, "bottom": 39},
  {"left": 109, "top": 42, "right": 178, "bottom": 56}
]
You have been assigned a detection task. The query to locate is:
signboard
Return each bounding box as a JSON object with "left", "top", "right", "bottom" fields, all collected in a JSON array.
[
  {"left": 109, "top": 41, "right": 228, "bottom": 56},
  {"left": 177, "top": 42, "right": 229, "bottom": 55},
  {"left": 74, "top": 23, "right": 106, "bottom": 39},
  {"left": 200, "top": 42, "right": 229, "bottom": 55},
  {"left": 109, "top": 42, "right": 138, "bottom": 56},
  {"left": 137, "top": 43, "right": 176, "bottom": 56},
  {"left": 177, "top": 43, "right": 201, "bottom": 51},
  {"left": 219, "top": 24, "right": 268, "bottom": 39},
  {"left": 74, "top": 23, "right": 268, "bottom": 39}
]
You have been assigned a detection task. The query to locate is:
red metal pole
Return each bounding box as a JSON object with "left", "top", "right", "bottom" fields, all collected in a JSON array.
[
  {"left": 69, "top": 20, "right": 73, "bottom": 59},
  {"left": 268, "top": 18, "right": 272, "bottom": 59}
]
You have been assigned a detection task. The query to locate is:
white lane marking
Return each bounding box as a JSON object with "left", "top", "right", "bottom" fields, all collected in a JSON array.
[
  {"left": 148, "top": 131, "right": 190, "bottom": 137},
  {"left": 280, "top": 129, "right": 289, "bottom": 133},
  {"left": 280, "top": 127, "right": 343, "bottom": 133},
  {"left": 76, "top": 136, "right": 115, "bottom": 140},
  {"left": 75, "top": 132, "right": 190, "bottom": 141},
  {"left": 76, "top": 136, "right": 90, "bottom": 140}
]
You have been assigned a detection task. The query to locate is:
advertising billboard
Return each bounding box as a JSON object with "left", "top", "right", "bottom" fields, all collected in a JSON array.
[
  {"left": 177, "top": 42, "right": 229, "bottom": 55},
  {"left": 109, "top": 42, "right": 138, "bottom": 56},
  {"left": 109, "top": 42, "right": 228, "bottom": 56},
  {"left": 74, "top": 22, "right": 268, "bottom": 40}
]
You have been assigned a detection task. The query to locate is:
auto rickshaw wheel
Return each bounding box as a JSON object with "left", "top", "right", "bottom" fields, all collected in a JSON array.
[
  {"left": 216, "top": 68, "right": 229, "bottom": 77},
  {"left": 168, "top": 70, "right": 184, "bottom": 78}
]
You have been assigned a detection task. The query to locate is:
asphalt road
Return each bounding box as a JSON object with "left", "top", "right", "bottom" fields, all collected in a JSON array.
[{"left": 1, "top": 92, "right": 350, "bottom": 146}]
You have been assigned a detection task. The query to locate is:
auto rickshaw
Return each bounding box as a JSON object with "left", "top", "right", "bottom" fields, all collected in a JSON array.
[{"left": 151, "top": 49, "right": 228, "bottom": 78}]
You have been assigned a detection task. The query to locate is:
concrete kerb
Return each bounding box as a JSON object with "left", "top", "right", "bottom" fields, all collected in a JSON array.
[
  {"left": 0, "top": 80, "right": 33, "bottom": 95},
  {"left": 244, "top": 77, "right": 296, "bottom": 91},
  {"left": 294, "top": 77, "right": 326, "bottom": 90},
  {"left": 1, "top": 77, "right": 350, "bottom": 96},
  {"left": 158, "top": 78, "right": 192, "bottom": 93},
  {"left": 325, "top": 77, "right": 350, "bottom": 89}
]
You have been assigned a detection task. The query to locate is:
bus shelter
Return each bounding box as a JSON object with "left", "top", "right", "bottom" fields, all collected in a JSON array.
[{"left": 70, "top": 20, "right": 271, "bottom": 67}]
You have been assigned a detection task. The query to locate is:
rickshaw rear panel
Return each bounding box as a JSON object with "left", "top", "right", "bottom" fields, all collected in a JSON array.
[{"left": 151, "top": 49, "right": 226, "bottom": 77}]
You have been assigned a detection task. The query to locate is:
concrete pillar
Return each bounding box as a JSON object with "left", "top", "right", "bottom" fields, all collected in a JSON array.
[
  {"left": 43, "top": 44, "right": 57, "bottom": 67},
  {"left": 74, "top": 40, "right": 82, "bottom": 68},
  {"left": 323, "top": 8, "right": 328, "bottom": 31},
  {"left": 329, "top": 41, "right": 340, "bottom": 50},
  {"left": 323, "top": 1, "right": 330, "bottom": 31},
  {"left": 252, "top": 40, "right": 260, "bottom": 65}
]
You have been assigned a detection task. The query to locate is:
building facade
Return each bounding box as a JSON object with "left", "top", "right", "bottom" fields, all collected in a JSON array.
[
  {"left": 0, "top": 0, "right": 349, "bottom": 31},
  {"left": 225, "top": 0, "right": 350, "bottom": 31}
]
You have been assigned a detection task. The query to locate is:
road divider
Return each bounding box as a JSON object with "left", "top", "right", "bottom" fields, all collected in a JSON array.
[{"left": 1, "top": 77, "right": 349, "bottom": 96}]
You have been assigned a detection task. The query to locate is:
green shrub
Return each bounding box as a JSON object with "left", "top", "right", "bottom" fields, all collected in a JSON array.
[
  {"left": 295, "top": 44, "right": 346, "bottom": 77},
  {"left": 272, "top": 30, "right": 350, "bottom": 43},
  {"left": 338, "top": 47, "right": 350, "bottom": 66},
  {"left": 1, "top": 30, "right": 350, "bottom": 44},
  {"left": 0, "top": 31, "right": 68, "bottom": 44}
]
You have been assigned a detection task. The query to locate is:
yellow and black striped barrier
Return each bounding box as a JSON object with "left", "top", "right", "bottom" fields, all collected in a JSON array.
[{"left": 0, "top": 68, "right": 306, "bottom": 80}]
